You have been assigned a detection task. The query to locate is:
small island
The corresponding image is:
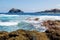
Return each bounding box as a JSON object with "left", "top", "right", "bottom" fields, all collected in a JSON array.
[
  {"left": 8, "top": 8, "right": 23, "bottom": 13},
  {"left": 37, "top": 9, "right": 60, "bottom": 13},
  {"left": 0, "top": 8, "right": 60, "bottom": 15}
]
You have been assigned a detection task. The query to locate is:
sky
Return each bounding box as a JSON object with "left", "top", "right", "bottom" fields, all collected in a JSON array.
[{"left": 0, "top": 0, "right": 60, "bottom": 12}]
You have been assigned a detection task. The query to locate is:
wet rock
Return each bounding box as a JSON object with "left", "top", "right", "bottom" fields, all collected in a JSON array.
[
  {"left": 0, "top": 31, "right": 8, "bottom": 40},
  {"left": 42, "top": 20, "right": 60, "bottom": 40},
  {"left": 26, "top": 31, "right": 49, "bottom": 40},
  {"left": 45, "top": 29, "right": 60, "bottom": 40},
  {"left": 0, "top": 30, "right": 49, "bottom": 40},
  {"left": 34, "top": 18, "right": 39, "bottom": 21},
  {"left": 9, "top": 33, "right": 19, "bottom": 38},
  {"left": 42, "top": 20, "right": 60, "bottom": 29}
]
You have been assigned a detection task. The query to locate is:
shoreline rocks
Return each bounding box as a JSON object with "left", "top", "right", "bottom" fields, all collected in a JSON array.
[
  {"left": 0, "top": 30, "right": 49, "bottom": 40},
  {"left": 0, "top": 20, "right": 60, "bottom": 40},
  {"left": 0, "top": 28, "right": 60, "bottom": 40},
  {"left": 43, "top": 20, "right": 60, "bottom": 40}
]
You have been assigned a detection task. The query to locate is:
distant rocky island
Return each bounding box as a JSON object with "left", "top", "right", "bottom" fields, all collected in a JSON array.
[
  {"left": 0, "top": 8, "right": 60, "bottom": 15},
  {"left": 8, "top": 8, "right": 60, "bottom": 13},
  {"left": 37, "top": 9, "right": 60, "bottom": 13},
  {"left": 8, "top": 8, "right": 23, "bottom": 13}
]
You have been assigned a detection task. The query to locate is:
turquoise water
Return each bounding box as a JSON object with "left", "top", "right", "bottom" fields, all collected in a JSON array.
[{"left": 0, "top": 13, "right": 60, "bottom": 32}]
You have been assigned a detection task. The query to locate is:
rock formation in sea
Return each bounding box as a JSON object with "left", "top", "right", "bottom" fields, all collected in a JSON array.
[
  {"left": 37, "top": 9, "right": 60, "bottom": 13},
  {"left": 8, "top": 8, "right": 23, "bottom": 13}
]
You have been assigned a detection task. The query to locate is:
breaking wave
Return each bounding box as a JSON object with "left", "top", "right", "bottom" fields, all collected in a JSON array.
[{"left": 0, "top": 14, "right": 60, "bottom": 32}]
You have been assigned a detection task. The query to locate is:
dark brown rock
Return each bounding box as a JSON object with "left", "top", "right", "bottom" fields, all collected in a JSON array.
[
  {"left": 0, "top": 30, "right": 49, "bottom": 40},
  {"left": 0, "top": 31, "right": 8, "bottom": 40}
]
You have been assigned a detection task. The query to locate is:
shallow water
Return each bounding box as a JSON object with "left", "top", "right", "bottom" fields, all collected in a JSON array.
[{"left": 0, "top": 13, "right": 60, "bottom": 32}]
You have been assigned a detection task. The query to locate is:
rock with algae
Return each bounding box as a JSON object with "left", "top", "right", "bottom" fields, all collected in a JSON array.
[
  {"left": 0, "top": 30, "right": 49, "bottom": 40},
  {"left": 43, "top": 20, "right": 60, "bottom": 40}
]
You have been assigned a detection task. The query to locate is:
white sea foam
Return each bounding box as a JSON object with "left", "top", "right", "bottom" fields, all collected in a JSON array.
[
  {"left": 23, "top": 16, "right": 60, "bottom": 32},
  {"left": 25, "top": 16, "right": 60, "bottom": 23},
  {"left": 0, "top": 22, "right": 19, "bottom": 26},
  {"left": 0, "top": 15, "right": 60, "bottom": 32},
  {"left": 0, "top": 14, "right": 19, "bottom": 17}
]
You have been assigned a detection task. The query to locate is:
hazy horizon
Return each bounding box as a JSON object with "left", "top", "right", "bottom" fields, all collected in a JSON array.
[{"left": 0, "top": 0, "right": 60, "bottom": 12}]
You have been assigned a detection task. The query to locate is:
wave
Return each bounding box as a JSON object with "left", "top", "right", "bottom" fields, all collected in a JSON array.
[
  {"left": 0, "top": 15, "right": 60, "bottom": 32},
  {"left": 0, "top": 22, "right": 19, "bottom": 26}
]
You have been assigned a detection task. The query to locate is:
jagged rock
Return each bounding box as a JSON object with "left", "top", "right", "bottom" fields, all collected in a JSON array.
[
  {"left": 0, "top": 30, "right": 49, "bottom": 40},
  {"left": 42, "top": 20, "right": 60, "bottom": 40},
  {"left": 45, "top": 29, "right": 60, "bottom": 40},
  {"left": 42, "top": 20, "right": 60, "bottom": 29},
  {"left": 0, "top": 31, "right": 8, "bottom": 40}
]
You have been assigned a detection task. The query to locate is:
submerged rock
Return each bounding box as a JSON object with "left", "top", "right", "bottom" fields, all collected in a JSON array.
[{"left": 42, "top": 20, "right": 60, "bottom": 29}]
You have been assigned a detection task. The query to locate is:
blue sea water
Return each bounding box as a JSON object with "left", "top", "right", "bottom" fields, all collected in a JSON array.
[{"left": 0, "top": 13, "right": 60, "bottom": 32}]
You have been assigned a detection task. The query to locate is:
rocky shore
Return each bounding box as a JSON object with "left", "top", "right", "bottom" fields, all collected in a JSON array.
[
  {"left": 43, "top": 20, "right": 60, "bottom": 40},
  {"left": 0, "top": 20, "right": 60, "bottom": 40},
  {"left": 0, "top": 30, "right": 49, "bottom": 40}
]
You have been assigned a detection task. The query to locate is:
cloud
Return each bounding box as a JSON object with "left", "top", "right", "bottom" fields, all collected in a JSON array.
[{"left": 56, "top": 4, "right": 60, "bottom": 7}]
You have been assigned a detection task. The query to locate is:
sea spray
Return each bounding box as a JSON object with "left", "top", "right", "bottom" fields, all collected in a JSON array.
[{"left": 0, "top": 15, "right": 60, "bottom": 32}]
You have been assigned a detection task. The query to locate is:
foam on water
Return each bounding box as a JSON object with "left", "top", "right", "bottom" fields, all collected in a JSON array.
[
  {"left": 0, "top": 22, "right": 19, "bottom": 26},
  {"left": 0, "top": 15, "right": 60, "bottom": 32}
]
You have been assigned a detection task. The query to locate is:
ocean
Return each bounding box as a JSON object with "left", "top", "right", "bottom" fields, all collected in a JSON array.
[{"left": 0, "top": 13, "right": 60, "bottom": 32}]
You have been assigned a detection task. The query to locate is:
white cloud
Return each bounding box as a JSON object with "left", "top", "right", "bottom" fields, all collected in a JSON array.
[{"left": 56, "top": 4, "right": 60, "bottom": 7}]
